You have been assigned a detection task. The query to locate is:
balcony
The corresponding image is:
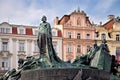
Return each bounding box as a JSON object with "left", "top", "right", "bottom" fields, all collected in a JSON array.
[
  {"left": 0, "top": 70, "right": 8, "bottom": 76},
  {"left": 18, "top": 51, "right": 26, "bottom": 58},
  {"left": 0, "top": 51, "right": 12, "bottom": 57}
]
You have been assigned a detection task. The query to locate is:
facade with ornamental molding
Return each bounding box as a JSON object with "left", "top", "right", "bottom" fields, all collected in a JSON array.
[
  {"left": 95, "top": 15, "right": 120, "bottom": 62},
  {"left": 0, "top": 22, "right": 62, "bottom": 72},
  {"left": 53, "top": 9, "right": 95, "bottom": 62},
  {"left": 0, "top": 10, "right": 120, "bottom": 75}
]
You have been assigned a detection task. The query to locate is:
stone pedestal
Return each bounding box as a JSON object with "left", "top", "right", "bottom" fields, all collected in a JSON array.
[{"left": 21, "top": 68, "right": 110, "bottom": 80}]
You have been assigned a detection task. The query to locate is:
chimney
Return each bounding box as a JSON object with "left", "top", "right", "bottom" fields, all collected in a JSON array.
[
  {"left": 54, "top": 17, "right": 59, "bottom": 25},
  {"left": 99, "top": 22, "right": 102, "bottom": 26},
  {"left": 108, "top": 15, "right": 115, "bottom": 20}
]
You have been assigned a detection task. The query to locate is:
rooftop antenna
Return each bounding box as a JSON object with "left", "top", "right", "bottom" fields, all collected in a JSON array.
[{"left": 77, "top": 0, "right": 80, "bottom": 12}]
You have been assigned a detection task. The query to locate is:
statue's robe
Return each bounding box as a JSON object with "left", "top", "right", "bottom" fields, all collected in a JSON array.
[
  {"left": 38, "top": 22, "right": 62, "bottom": 67},
  {"left": 90, "top": 44, "right": 112, "bottom": 72}
]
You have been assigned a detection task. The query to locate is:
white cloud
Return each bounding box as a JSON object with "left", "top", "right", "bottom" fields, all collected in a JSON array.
[
  {"left": 0, "top": 0, "right": 58, "bottom": 26},
  {"left": 0, "top": 0, "right": 119, "bottom": 26},
  {"left": 94, "top": 0, "right": 117, "bottom": 13}
]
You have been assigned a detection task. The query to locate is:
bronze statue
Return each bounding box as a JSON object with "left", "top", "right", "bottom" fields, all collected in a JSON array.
[
  {"left": 37, "top": 16, "right": 52, "bottom": 55},
  {"left": 37, "top": 16, "right": 62, "bottom": 68},
  {"left": 1, "top": 16, "right": 120, "bottom": 80}
]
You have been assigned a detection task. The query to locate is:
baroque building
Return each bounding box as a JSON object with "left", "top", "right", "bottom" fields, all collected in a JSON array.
[
  {"left": 0, "top": 22, "right": 62, "bottom": 72},
  {"left": 54, "top": 9, "right": 95, "bottom": 62},
  {"left": 95, "top": 15, "right": 120, "bottom": 62}
]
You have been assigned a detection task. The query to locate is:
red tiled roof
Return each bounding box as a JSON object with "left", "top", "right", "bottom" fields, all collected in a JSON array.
[
  {"left": 86, "top": 17, "right": 92, "bottom": 25},
  {"left": 58, "top": 30, "right": 62, "bottom": 37},
  {"left": 26, "top": 28, "right": 33, "bottom": 35},
  {"left": 12, "top": 27, "right": 17, "bottom": 34},
  {"left": 104, "top": 19, "right": 114, "bottom": 30},
  {"left": 58, "top": 15, "right": 70, "bottom": 25}
]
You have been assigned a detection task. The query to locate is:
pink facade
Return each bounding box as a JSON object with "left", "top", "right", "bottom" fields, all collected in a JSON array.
[{"left": 56, "top": 10, "right": 95, "bottom": 62}]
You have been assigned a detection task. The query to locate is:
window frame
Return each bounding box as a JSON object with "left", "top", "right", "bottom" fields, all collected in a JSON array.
[
  {"left": 68, "top": 32, "right": 72, "bottom": 39},
  {"left": 2, "top": 42, "right": 8, "bottom": 51},
  {"left": 68, "top": 44, "right": 72, "bottom": 53},
  {"left": 19, "top": 42, "right": 25, "bottom": 51},
  {"left": 86, "top": 34, "right": 90, "bottom": 39},
  {"left": 77, "top": 33, "right": 81, "bottom": 39},
  {"left": 77, "top": 45, "right": 81, "bottom": 53}
]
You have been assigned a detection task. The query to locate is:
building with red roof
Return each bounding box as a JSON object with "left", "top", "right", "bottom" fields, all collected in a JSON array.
[
  {"left": 54, "top": 9, "right": 95, "bottom": 62},
  {"left": 0, "top": 22, "right": 62, "bottom": 72},
  {"left": 95, "top": 15, "right": 120, "bottom": 62}
]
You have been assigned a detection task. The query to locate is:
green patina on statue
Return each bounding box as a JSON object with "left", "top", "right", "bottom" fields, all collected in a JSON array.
[
  {"left": 0, "top": 16, "right": 120, "bottom": 80},
  {"left": 37, "top": 16, "right": 64, "bottom": 68}
]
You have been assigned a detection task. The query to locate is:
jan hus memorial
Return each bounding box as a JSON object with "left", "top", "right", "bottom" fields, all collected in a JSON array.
[{"left": 0, "top": 16, "right": 120, "bottom": 80}]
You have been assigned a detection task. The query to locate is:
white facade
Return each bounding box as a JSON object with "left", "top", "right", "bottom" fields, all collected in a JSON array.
[
  {"left": 0, "top": 22, "right": 62, "bottom": 70},
  {"left": 52, "top": 28, "right": 63, "bottom": 60}
]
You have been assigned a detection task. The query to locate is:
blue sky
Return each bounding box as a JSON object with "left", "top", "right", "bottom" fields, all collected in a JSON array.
[{"left": 0, "top": 0, "right": 120, "bottom": 26}]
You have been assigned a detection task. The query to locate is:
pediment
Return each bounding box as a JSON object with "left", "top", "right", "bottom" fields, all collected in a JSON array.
[{"left": 0, "top": 22, "right": 11, "bottom": 28}]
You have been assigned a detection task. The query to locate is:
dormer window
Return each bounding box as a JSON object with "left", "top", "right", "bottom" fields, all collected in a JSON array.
[
  {"left": 0, "top": 28, "right": 10, "bottom": 33},
  {"left": 19, "top": 29, "right": 24, "bottom": 34},
  {"left": 6, "top": 28, "right": 10, "bottom": 33}
]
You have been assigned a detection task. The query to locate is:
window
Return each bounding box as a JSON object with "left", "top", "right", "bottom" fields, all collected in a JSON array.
[
  {"left": 19, "top": 29, "right": 24, "bottom": 34},
  {"left": 2, "top": 57, "right": 9, "bottom": 70},
  {"left": 101, "top": 33, "right": 106, "bottom": 40},
  {"left": 2, "top": 42, "right": 8, "bottom": 51},
  {"left": 68, "top": 44, "right": 72, "bottom": 53},
  {"left": 52, "top": 31, "right": 57, "bottom": 36},
  {"left": 0, "top": 28, "right": 10, "bottom": 33},
  {"left": 68, "top": 32, "right": 71, "bottom": 38},
  {"left": 19, "top": 43, "right": 25, "bottom": 51},
  {"left": 6, "top": 28, "right": 10, "bottom": 33},
  {"left": 116, "top": 34, "right": 120, "bottom": 41},
  {"left": 34, "top": 43, "right": 39, "bottom": 52},
  {"left": 87, "top": 45, "right": 90, "bottom": 52},
  {"left": 86, "top": 34, "right": 90, "bottom": 39},
  {"left": 0, "top": 28, "right": 5, "bottom": 33},
  {"left": 77, "top": 45, "right": 81, "bottom": 53},
  {"left": 77, "top": 33, "right": 81, "bottom": 39}
]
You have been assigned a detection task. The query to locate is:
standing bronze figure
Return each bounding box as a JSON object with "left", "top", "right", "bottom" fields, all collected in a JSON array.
[{"left": 37, "top": 16, "right": 62, "bottom": 67}]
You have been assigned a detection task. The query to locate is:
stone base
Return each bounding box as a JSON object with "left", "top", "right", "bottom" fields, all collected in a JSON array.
[{"left": 21, "top": 68, "right": 110, "bottom": 80}]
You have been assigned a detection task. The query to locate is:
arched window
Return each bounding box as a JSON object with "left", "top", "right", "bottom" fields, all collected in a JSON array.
[{"left": 101, "top": 33, "right": 106, "bottom": 40}]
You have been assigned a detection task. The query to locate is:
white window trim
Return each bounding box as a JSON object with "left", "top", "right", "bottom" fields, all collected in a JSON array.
[
  {"left": 18, "top": 27, "right": 25, "bottom": 34},
  {"left": 33, "top": 28, "right": 38, "bottom": 35},
  {"left": 0, "top": 28, "right": 11, "bottom": 33}
]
